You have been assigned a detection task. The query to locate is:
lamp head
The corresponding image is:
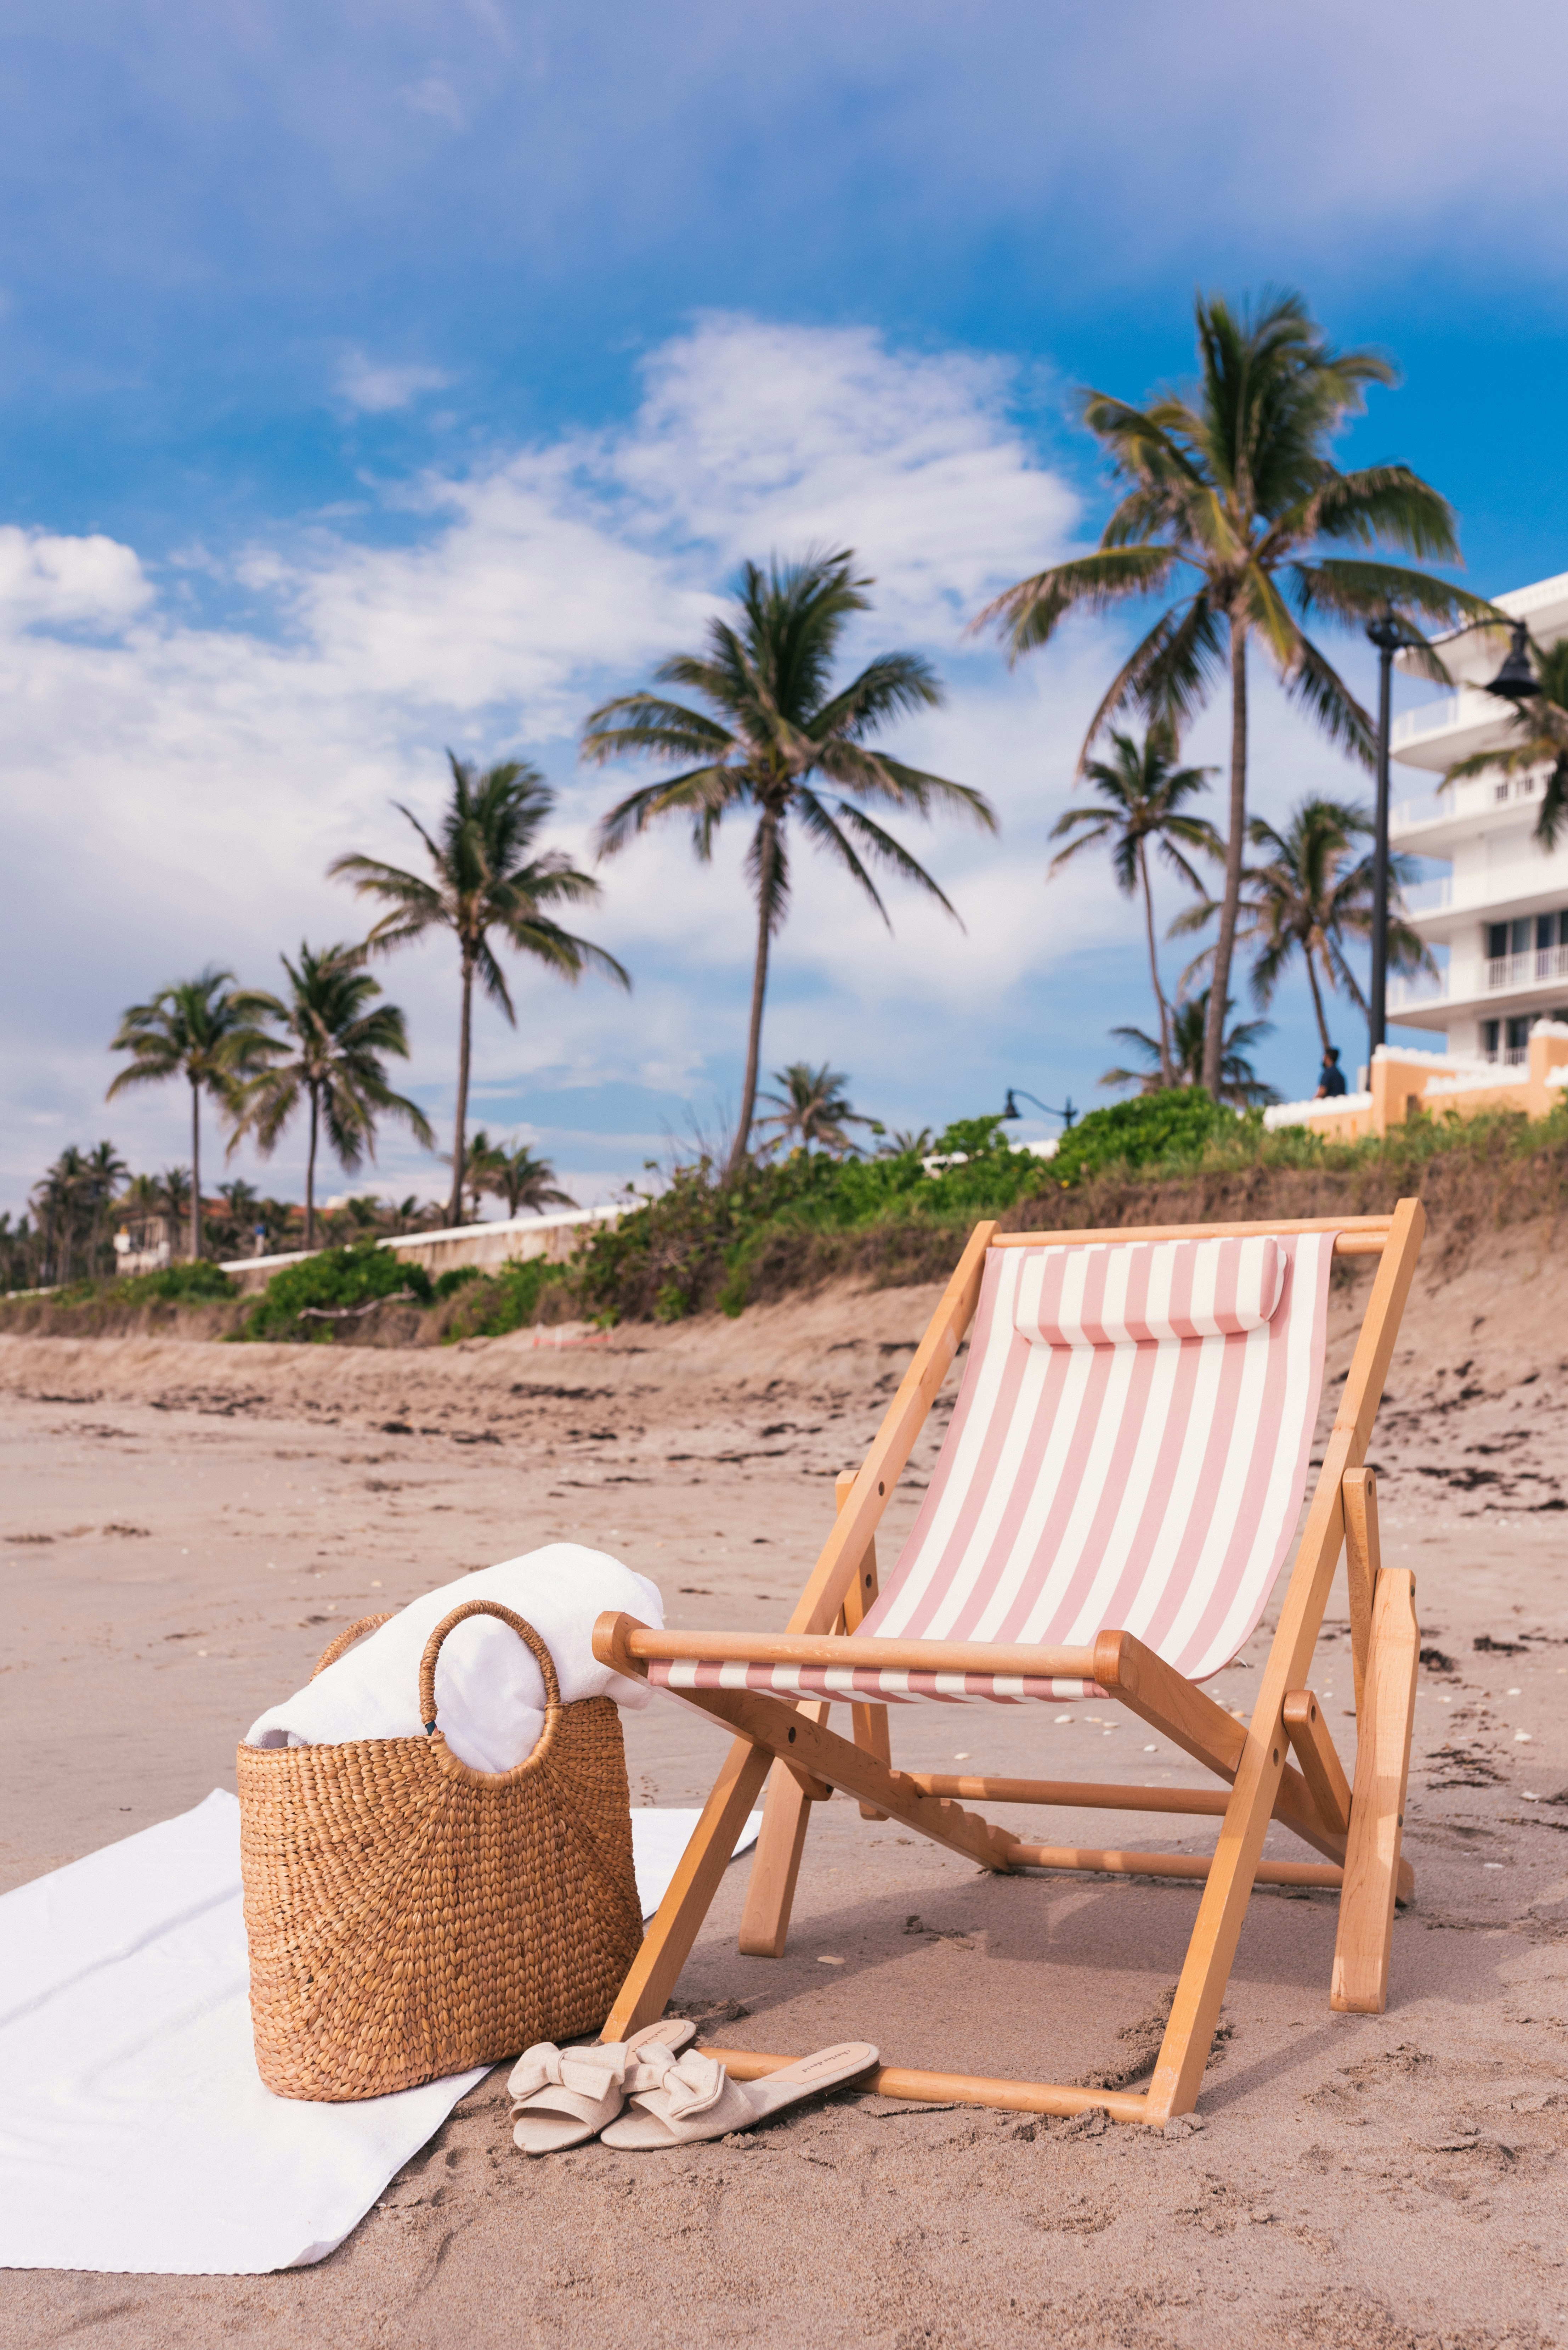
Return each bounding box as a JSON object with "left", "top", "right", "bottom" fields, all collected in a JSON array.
[
  {"left": 1485, "top": 621, "right": 1540, "bottom": 703},
  {"left": 1001, "top": 1089, "right": 1020, "bottom": 1120}
]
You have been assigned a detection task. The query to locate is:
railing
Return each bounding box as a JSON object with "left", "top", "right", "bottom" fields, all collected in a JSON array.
[
  {"left": 1401, "top": 877, "right": 1452, "bottom": 915},
  {"left": 1388, "top": 973, "right": 1448, "bottom": 1011},
  {"left": 1389, "top": 791, "right": 1448, "bottom": 830},
  {"left": 1481, "top": 1046, "right": 1530, "bottom": 1067},
  {"left": 1392, "top": 695, "right": 1459, "bottom": 747},
  {"left": 1487, "top": 945, "right": 1568, "bottom": 991}
]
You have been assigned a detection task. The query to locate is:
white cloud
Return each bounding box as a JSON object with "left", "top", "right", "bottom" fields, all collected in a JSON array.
[
  {"left": 0, "top": 526, "right": 151, "bottom": 630},
  {"left": 2, "top": 311, "right": 1363, "bottom": 1216},
  {"left": 336, "top": 350, "right": 454, "bottom": 413}
]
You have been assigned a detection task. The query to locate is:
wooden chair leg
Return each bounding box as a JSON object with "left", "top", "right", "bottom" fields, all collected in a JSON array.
[
  {"left": 836, "top": 1468, "right": 892, "bottom": 1820},
  {"left": 738, "top": 1702, "right": 828, "bottom": 1957},
  {"left": 1331, "top": 1567, "right": 1419, "bottom": 2013},
  {"left": 1343, "top": 1466, "right": 1379, "bottom": 1719},
  {"left": 602, "top": 1732, "right": 772, "bottom": 2040}
]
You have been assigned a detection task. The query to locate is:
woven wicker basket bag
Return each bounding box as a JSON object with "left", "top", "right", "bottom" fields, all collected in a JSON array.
[{"left": 238, "top": 1599, "right": 644, "bottom": 2101}]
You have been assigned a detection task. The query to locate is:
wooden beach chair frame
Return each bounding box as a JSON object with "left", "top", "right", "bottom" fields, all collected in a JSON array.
[{"left": 593, "top": 1202, "right": 1425, "bottom": 2127}]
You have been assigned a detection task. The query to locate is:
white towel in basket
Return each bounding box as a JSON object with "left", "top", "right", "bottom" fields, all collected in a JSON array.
[{"left": 243, "top": 1547, "right": 663, "bottom": 1773}]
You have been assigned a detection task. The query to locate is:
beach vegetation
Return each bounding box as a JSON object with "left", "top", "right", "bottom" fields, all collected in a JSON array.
[
  {"left": 106, "top": 969, "right": 277, "bottom": 1260},
  {"left": 238, "top": 1239, "right": 432, "bottom": 1341},
  {"left": 977, "top": 287, "right": 1491, "bottom": 1099},
  {"left": 1171, "top": 796, "right": 1432, "bottom": 1054},
  {"left": 1048, "top": 723, "right": 1221, "bottom": 1088},
  {"left": 1102, "top": 990, "right": 1276, "bottom": 1106},
  {"left": 583, "top": 548, "right": 994, "bottom": 1180},
  {"left": 229, "top": 943, "right": 435, "bottom": 1250},
  {"left": 330, "top": 756, "right": 628, "bottom": 1230}
]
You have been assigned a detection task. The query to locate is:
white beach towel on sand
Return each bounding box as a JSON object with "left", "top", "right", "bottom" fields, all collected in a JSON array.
[
  {"left": 0, "top": 1791, "right": 759, "bottom": 2276},
  {"left": 244, "top": 1546, "right": 663, "bottom": 1771}
]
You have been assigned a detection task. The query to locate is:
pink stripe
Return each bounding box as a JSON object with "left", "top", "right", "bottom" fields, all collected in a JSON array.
[{"left": 645, "top": 1230, "right": 1338, "bottom": 1713}]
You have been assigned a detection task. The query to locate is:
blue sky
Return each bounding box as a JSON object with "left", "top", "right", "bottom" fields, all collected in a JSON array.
[{"left": 6, "top": 0, "right": 1568, "bottom": 1215}]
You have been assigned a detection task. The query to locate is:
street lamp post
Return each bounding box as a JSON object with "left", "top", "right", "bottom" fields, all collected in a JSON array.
[
  {"left": 1365, "top": 613, "right": 1539, "bottom": 1059},
  {"left": 1001, "top": 1086, "right": 1077, "bottom": 1129}
]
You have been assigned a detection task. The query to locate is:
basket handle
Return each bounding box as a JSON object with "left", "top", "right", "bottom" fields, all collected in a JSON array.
[
  {"left": 417, "top": 1599, "right": 563, "bottom": 1786},
  {"left": 310, "top": 1613, "right": 395, "bottom": 1678}
]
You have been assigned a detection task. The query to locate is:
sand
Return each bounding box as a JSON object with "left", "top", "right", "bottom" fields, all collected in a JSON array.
[{"left": 2, "top": 1223, "right": 1567, "bottom": 2348}]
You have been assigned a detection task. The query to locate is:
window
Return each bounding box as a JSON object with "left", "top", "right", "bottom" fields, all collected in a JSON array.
[
  {"left": 1511, "top": 917, "right": 1532, "bottom": 956},
  {"left": 1482, "top": 1019, "right": 1500, "bottom": 1056},
  {"left": 1507, "top": 1016, "right": 1531, "bottom": 1052},
  {"left": 1488, "top": 922, "right": 1507, "bottom": 959},
  {"left": 1540, "top": 914, "right": 1556, "bottom": 952}
]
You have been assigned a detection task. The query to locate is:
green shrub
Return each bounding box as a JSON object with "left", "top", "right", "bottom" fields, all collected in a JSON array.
[
  {"left": 1049, "top": 1087, "right": 1230, "bottom": 1185},
  {"left": 240, "top": 1241, "right": 431, "bottom": 1342},
  {"left": 439, "top": 1253, "right": 570, "bottom": 1339},
  {"left": 124, "top": 1258, "right": 237, "bottom": 1302},
  {"left": 432, "top": 1264, "right": 482, "bottom": 1301}
]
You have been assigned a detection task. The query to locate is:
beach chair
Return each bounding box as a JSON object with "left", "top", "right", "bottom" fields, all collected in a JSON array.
[{"left": 593, "top": 1205, "right": 1424, "bottom": 2126}]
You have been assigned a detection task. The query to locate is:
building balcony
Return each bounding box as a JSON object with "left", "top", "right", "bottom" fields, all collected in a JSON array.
[
  {"left": 1390, "top": 941, "right": 1568, "bottom": 1018},
  {"left": 1388, "top": 769, "right": 1544, "bottom": 850},
  {"left": 1390, "top": 687, "right": 1518, "bottom": 773}
]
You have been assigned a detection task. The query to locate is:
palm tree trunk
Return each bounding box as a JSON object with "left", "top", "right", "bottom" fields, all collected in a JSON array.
[
  {"left": 190, "top": 1078, "right": 202, "bottom": 1262},
  {"left": 305, "top": 1085, "right": 319, "bottom": 1251},
  {"left": 1138, "top": 841, "right": 1173, "bottom": 1087},
  {"left": 1304, "top": 951, "right": 1332, "bottom": 1055},
  {"left": 1203, "top": 624, "right": 1249, "bottom": 1097},
  {"left": 447, "top": 959, "right": 475, "bottom": 1227},
  {"left": 726, "top": 818, "right": 776, "bottom": 1183}
]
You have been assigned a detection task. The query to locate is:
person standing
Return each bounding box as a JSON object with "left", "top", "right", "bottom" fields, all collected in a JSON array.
[{"left": 1315, "top": 1046, "right": 1347, "bottom": 1099}]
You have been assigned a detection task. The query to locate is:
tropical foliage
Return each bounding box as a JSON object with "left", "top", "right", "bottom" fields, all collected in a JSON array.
[
  {"left": 330, "top": 756, "right": 628, "bottom": 1226},
  {"left": 240, "top": 1239, "right": 433, "bottom": 1342},
  {"left": 1103, "top": 988, "right": 1277, "bottom": 1106},
  {"left": 106, "top": 969, "right": 277, "bottom": 1258},
  {"left": 1172, "top": 796, "right": 1432, "bottom": 1052},
  {"left": 464, "top": 1132, "right": 578, "bottom": 1218},
  {"left": 1443, "top": 635, "right": 1568, "bottom": 850},
  {"left": 1047, "top": 723, "right": 1220, "bottom": 1086},
  {"left": 755, "top": 1062, "right": 873, "bottom": 1155},
  {"left": 231, "top": 943, "right": 435, "bottom": 1249},
  {"left": 583, "top": 548, "right": 994, "bottom": 1178},
  {"left": 977, "top": 287, "right": 1491, "bottom": 1095}
]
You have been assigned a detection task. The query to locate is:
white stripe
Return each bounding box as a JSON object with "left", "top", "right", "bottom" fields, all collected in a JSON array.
[
  {"left": 1058, "top": 1333, "right": 1183, "bottom": 1644},
  {"left": 1195, "top": 1232, "right": 1323, "bottom": 1675},
  {"left": 874, "top": 1252, "right": 1023, "bottom": 1635},
  {"left": 1117, "top": 1330, "right": 1228, "bottom": 1647},
  {"left": 1158, "top": 1313, "right": 1274, "bottom": 1667},
  {"left": 1012, "top": 1340, "right": 1137, "bottom": 1643},
  {"left": 928, "top": 1339, "right": 1089, "bottom": 1639},
  {"left": 968, "top": 1342, "right": 1100, "bottom": 1641}
]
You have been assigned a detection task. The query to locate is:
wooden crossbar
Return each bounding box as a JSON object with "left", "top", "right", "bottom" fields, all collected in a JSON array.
[
  {"left": 990, "top": 1215, "right": 1390, "bottom": 1252},
  {"left": 602, "top": 1621, "right": 1098, "bottom": 1681},
  {"left": 702, "top": 2048, "right": 1151, "bottom": 2123}
]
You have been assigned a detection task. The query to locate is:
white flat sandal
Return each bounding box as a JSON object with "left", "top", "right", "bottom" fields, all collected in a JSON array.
[
  {"left": 600, "top": 2041, "right": 879, "bottom": 2150},
  {"left": 509, "top": 2018, "right": 697, "bottom": 2155}
]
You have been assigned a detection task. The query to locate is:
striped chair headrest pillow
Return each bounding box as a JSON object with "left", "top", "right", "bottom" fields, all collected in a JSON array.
[{"left": 1012, "top": 1234, "right": 1289, "bottom": 1347}]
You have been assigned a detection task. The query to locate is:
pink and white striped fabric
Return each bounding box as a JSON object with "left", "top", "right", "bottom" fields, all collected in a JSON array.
[{"left": 650, "top": 1232, "right": 1338, "bottom": 1710}]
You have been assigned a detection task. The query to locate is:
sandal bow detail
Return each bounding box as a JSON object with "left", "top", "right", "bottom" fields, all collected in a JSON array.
[{"left": 508, "top": 2018, "right": 696, "bottom": 2155}]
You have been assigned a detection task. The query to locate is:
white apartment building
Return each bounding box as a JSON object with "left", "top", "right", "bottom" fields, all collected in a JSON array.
[{"left": 1388, "top": 568, "right": 1568, "bottom": 1064}]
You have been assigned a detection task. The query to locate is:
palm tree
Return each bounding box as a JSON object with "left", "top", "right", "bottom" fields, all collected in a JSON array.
[
  {"left": 1443, "top": 635, "right": 1568, "bottom": 849},
  {"left": 107, "top": 970, "right": 277, "bottom": 1259},
  {"left": 1103, "top": 988, "right": 1277, "bottom": 1106},
  {"left": 1173, "top": 797, "right": 1433, "bottom": 1054},
  {"left": 755, "top": 1062, "right": 873, "bottom": 1155},
  {"left": 465, "top": 1132, "right": 578, "bottom": 1218},
  {"left": 975, "top": 288, "right": 1494, "bottom": 1099},
  {"left": 330, "top": 757, "right": 628, "bottom": 1227},
  {"left": 1047, "top": 723, "right": 1221, "bottom": 1087},
  {"left": 582, "top": 549, "right": 995, "bottom": 1179},
  {"left": 83, "top": 1141, "right": 129, "bottom": 1278},
  {"left": 231, "top": 943, "right": 436, "bottom": 1250}
]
